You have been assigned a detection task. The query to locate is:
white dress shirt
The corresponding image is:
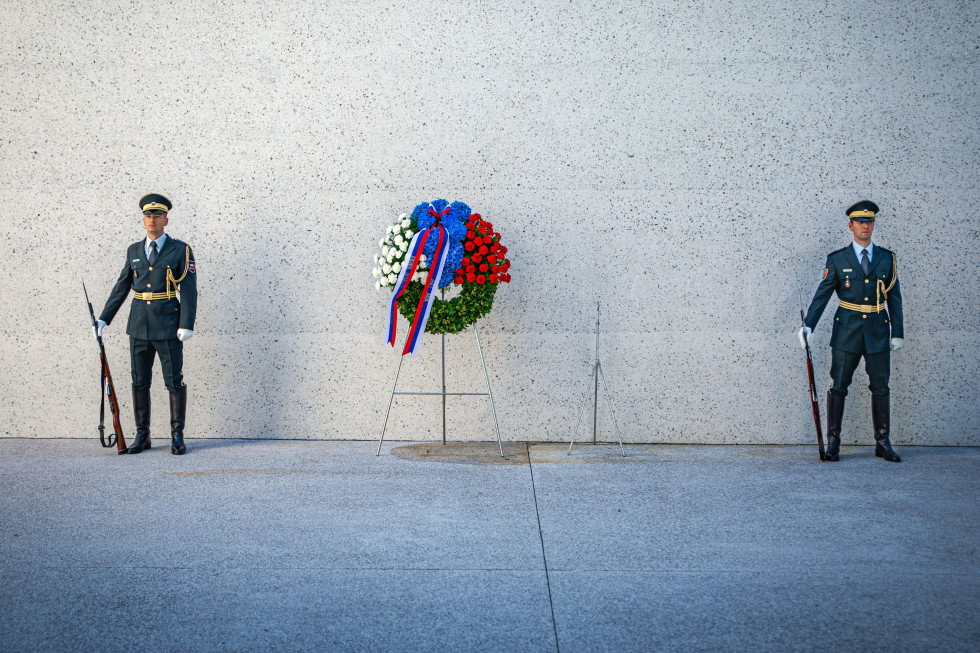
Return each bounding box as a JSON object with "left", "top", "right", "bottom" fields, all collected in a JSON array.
[{"left": 851, "top": 240, "right": 874, "bottom": 266}]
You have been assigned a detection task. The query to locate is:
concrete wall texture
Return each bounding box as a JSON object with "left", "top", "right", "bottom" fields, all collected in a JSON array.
[{"left": 1, "top": 1, "right": 977, "bottom": 445}]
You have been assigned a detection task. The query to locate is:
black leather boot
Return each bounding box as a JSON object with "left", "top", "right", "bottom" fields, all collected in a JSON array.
[
  {"left": 170, "top": 386, "right": 187, "bottom": 455},
  {"left": 126, "top": 387, "right": 152, "bottom": 454},
  {"left": 825, "top": 392, "right": 844, "bottom": 462},
  {"left": 873, "top": 395, "right": 901, "bottom": 462}
]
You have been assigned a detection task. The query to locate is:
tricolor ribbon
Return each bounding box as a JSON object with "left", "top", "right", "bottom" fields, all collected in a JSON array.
[{"left": 385, "top": 205, "right": 452, "bottom": 356}]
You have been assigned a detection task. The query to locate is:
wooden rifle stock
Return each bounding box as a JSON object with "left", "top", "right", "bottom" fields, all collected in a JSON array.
[
  {"left": 84, "top": 282, "right": 127, "bottom": 453},
  {"left": 100, "top": 347, "right": 127, "bottom": 453},
  {"left": 800, "top": 308, "right": 826, "bottom": 461}
]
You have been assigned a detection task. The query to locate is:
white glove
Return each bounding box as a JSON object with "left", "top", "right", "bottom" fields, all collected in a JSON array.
[
  {"left": 177, "top": 329, "right": 194, "bottom": 342},
  {"left": 890, "top": 338, "right": 903, "bottom": 351},
  {"left": 93, "top": 320, "right": 106, "bottom": 339},
  {"left": 797, "top": 326, "right": 812, "bottom": 349}
]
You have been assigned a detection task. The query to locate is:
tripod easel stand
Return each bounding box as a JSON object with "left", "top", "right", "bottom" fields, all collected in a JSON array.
[
  {"left": 568, "top": 302, "right": 625, "bottom": 455},
  {"left": 377, "top": 323, "right": 504, "bottom": 457}
]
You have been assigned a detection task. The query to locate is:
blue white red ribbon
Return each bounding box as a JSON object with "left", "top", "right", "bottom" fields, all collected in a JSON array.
[{"left": 385, "top": 205, "right": 452, "bottom": 356}]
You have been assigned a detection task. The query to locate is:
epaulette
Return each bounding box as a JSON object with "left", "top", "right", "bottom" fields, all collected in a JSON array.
[{"left": 829, "top": 247, "right": 848, "bottom": 256}]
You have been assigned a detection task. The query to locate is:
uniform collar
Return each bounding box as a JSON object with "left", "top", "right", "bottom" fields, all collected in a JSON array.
[
  {"left": 851, "top": 240, "right": 874, "bottom": 261},
  {"left": 145, "top": 233, "right": 168, "bottom": 256}
]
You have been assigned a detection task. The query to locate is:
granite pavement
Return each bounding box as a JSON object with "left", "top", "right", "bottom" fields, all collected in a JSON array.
[{"left": 0, "top": 440, "right": 977, "bottom": 652}]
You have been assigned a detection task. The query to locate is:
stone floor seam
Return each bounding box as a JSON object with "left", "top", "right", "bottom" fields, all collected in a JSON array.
[{"left": 527, "top": 441, "right": 561, "bottom": 653}]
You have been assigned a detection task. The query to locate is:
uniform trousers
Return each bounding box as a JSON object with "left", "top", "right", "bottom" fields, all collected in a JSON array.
[
  {"left": 130, "top": 337, "right": 184, "bottom": 391},
  {"left": 829, "top": 346, "right": 889, "bottom": 397}
]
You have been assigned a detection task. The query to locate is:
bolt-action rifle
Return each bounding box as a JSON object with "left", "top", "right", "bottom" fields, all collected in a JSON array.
[
  {"left": 84, "top": 282, "right": 127, "bottom": 453},
  {"left": 800, "top": 298, "right": 826, "bottom": 461}
]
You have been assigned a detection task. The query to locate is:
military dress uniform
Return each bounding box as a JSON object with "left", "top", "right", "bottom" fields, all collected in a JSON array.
[
  {"left": 803, "top": 200, "right": 903, "bottom": 462},
  {"left": 99, "top": 194, "right": 197, "bottom": 455}
]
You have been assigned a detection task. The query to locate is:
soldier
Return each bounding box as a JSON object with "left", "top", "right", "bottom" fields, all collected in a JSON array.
[
  {"left": 93, "top": 194, "right": 197, "bottom": 455},
  {"left": 798, "top": 200, "right": 903, "bottom": 462}
]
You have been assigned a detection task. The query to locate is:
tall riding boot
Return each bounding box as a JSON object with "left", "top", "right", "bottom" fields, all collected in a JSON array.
[
  {"left": 872, "top": 395, "right": 901, "bottom": 462},
  {"left": 825, "top": 392, "right": 844, "bottom": 462},
  {"left": 169, "top": 386, "right": 187, "bottom": 455},
  {"left": 126, "top": 387, "right": 152, "bottom": 454}
]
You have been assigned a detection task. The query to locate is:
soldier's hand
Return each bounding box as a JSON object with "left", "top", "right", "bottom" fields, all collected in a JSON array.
[
  {"left": 177, "top": 329, "right": 194, "bottom": 342},
  {"left": 890, "top": 338, "right": 904, "bottom": 351},
  {"left": 797, "top": 326, "right": 812, "bottom": 349},
  {"left": 92, "top": 320, "right": 106, "bottom": 339}
]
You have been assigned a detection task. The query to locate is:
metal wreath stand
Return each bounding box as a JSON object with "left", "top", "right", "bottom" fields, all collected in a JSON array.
[{"left": 377, "top": 315, "right": 504, "bottom": 457}]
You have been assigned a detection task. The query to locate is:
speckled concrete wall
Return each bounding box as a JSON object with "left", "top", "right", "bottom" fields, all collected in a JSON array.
[{"left": 2, "top": 1, "right": 977, "bottom": 445}]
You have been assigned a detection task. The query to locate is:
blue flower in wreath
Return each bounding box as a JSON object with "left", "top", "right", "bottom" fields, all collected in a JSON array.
[{"left": 413, "top": 199, "right": 470, "bottom": 287}]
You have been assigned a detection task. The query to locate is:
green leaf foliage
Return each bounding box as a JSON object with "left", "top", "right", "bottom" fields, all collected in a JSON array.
[{"left": 396, "top": 281, "right": 498, "bottom": 334}]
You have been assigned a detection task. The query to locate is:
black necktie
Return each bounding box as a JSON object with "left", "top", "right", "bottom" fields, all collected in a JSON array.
[
  {"left": 860, "top": 249, "right": 870, "bottom": 275},
  {"left": 149, "top": 241, "right": 158, "bottom": 266}
]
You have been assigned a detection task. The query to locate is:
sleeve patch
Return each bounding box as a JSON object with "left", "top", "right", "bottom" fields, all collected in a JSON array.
[
  {"left": 822, "top": 268, "right": 828, "bottom": 280},
  {"left": 188, "top": 260, "right": 196, "bottom": 274}
]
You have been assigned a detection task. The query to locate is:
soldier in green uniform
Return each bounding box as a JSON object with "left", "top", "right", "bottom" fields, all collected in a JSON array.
[
  {"left": 93, "top": 194, "right": 198, "bottom": 455},
  {"left": 798, "top": 200, "right": 903, "bottom": 462}
]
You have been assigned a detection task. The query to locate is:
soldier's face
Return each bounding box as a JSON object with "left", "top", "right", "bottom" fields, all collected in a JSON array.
[
  {"left": 143, "top": 211, "right": 169, "bottom": 238},
  {"left": 849, "top": 219, "right": 874, "bottom": 244}
]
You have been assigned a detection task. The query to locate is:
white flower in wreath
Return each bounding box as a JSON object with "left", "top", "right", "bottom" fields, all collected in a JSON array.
[
  {"left": 386, "top": 251, "right": 395, "bottom": 263},
  {"left": 375, "top": 280, "right": 383, "bottom": 291},
  {"left": 394, "top": 234, "right": 404, "bottom": 247},
  {"left": 378, "top": 239, "right": 384, "bottom": 248},
  {"left": 400, "top": 240, "right": 408, "bottom": 252},
  {"left": 382, "top": 264, "right": 391, "bottom": 274},
  {"left": 387, "top": 272, "right": 397, "bottom": 284},
  {"left": 392, "top": 261, "right": 401, "bottom": 273},
  {"left": 419, "top": 254, "right": 427, "bottom": 264},
  {"left": 372, "top": 267, "right": 381, "bottom": 278}
]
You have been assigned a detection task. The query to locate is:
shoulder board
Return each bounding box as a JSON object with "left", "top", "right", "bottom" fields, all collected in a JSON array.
[
  {"left": 829, "top": 247, "right": 848, "bottom": 256},
  {"left": 170, "top": 237, "right": 188, "bottom": 247},
  {"left": 876, "top": 245, "right": 893, "bottom": 254}
]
